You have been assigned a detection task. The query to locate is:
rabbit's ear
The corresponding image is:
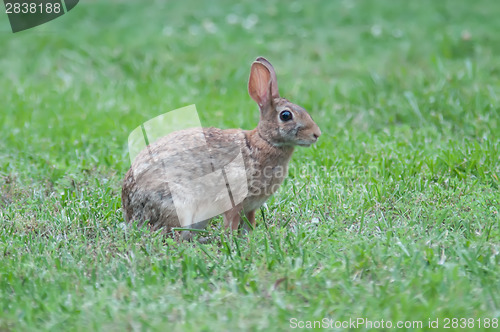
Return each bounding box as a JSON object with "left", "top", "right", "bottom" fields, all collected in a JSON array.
[
  {"left": 249, "top": 58, "right": 280, "bottom": 108},
  {"left": 255, "top": 57, "right": 279, "bottom": 99},
  {"left": 249, "top": 62, "right": 271, "bottom": 108}
]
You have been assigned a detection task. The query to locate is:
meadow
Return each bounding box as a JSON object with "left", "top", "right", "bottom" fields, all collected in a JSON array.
[{"left": 0, "top": 0, "right": 499, "bottom": 330}]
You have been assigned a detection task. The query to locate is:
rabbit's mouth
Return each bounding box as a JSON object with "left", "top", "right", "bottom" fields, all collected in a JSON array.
[
  {"left": 296, "top": 141, "right": 315, "bottom": 147},
  {"left": 296, "top": 135, "right": 319, "bottom": 147},
  {"left": 294, "top": 127, "right": 320, "bottom": 147}
]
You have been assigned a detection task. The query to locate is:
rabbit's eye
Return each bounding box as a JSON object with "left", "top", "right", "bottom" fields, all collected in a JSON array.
[{"left": 279, "top": 110, "right": 293, "bottom": 122}]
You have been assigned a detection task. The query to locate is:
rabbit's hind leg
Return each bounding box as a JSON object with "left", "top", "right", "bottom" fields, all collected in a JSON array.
[
  {"left": 180, "top": 219, "right": 210, "bottom": 241},
  {"left": 176, "top": 208, "right": 209, "bottom": 241}
]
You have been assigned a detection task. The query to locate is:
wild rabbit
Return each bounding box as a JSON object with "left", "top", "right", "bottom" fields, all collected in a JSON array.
[{"left": 122, "top": 57, "right": 321, "bottom": 241}]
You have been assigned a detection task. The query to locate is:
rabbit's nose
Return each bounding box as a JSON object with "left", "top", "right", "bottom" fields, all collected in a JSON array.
[{"left": 312, "top": 126, "right": 321, "bottom": 140}]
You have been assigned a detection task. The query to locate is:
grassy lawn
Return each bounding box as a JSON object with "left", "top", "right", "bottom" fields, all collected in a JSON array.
[{"left": 1, "top": 0, "right": 499, "bottom": 330}]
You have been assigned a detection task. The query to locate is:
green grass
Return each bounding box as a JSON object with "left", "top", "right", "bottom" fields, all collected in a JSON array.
[{"left": 1, "top": 0, "right": 499, "bottom": 330}]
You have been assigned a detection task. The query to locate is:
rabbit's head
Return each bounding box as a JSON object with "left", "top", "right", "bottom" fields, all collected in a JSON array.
[{"left": 248, "top": 57, "right": 321, "bottom": 147}]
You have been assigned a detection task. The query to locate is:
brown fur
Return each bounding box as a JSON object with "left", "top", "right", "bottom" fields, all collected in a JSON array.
[{"left": 121, "top": 57, "right": 321, "bottom": 240}]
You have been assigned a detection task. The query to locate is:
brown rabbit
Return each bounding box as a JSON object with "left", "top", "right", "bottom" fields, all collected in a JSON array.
[{"left": 121, "top": 57, "right": 321, "bottom": 241}]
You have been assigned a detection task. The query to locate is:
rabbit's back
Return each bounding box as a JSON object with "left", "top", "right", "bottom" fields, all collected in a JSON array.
[{"left": 122, "top": 127, "right": 249, "bottom": 231}]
